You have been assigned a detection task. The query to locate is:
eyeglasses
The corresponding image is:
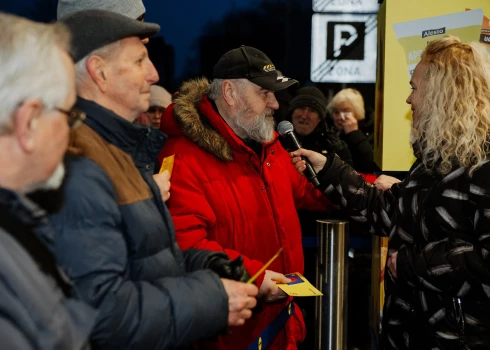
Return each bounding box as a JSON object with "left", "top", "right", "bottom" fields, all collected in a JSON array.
[{"left": 55, "top": 106, "right": 86, "bottom": 129}]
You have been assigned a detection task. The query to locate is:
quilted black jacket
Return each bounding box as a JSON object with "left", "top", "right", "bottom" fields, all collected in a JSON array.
[{"left": 317, "top": 155, "right": 490, "bottom": 349}]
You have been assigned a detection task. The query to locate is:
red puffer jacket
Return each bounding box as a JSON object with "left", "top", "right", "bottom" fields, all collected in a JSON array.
[{"left": 159, "top": 79, "right": 331, "bottom": 350}]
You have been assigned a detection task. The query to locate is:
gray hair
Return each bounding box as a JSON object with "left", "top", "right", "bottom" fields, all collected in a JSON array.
[
  {"left": 0, "top": 13, "right": 71, "bottom": 133},
  {"left": 327, "top": 88, "right": 365, "bottom": 120},
  {"left": 207, "top": 78, "right": 249, "bottom": 100},
  {"left": 75, "top": 40, "right": 121, "bottom": 91}
]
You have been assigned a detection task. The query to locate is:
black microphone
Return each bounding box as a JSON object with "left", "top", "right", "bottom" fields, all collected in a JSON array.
[{"left": 277, "top": 121, "right": 320, "bottom": 188}]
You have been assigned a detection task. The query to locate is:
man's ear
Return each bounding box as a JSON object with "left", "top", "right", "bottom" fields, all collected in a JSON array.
[
  {"left": 86, "top": 55, "right": 109, "bottom": 93},
  {"left": 222, "top": 80, "right": 239, "bottom": 107},
  {"left": 14, "top": 99, "right": 43, "bottom": 153}
]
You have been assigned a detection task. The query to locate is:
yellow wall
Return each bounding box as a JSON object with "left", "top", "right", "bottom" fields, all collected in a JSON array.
[{"left": 375, "top": 0, "right": 490, "bottom": 170}]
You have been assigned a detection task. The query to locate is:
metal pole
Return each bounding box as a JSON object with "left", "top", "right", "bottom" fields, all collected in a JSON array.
[{"left": 315, "top": 220, "right": 349, "bottom": 350}]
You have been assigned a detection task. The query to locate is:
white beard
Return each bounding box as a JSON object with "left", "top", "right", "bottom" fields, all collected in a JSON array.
[
  {"left": 22, "top": 163, "right": 65, "bottom": 194},
  {"left": 233, "top": 103, "right": 275, "bottom": 143}
]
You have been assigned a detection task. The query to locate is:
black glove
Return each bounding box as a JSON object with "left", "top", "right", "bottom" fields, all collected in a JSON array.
[{"left": 205, "top": 255, "right": 251, "bottom": 283}]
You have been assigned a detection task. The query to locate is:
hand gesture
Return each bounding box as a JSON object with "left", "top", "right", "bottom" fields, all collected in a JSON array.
[
  {"left": 258, "top": 270, "right": 290, "bottom": 303},
  {"left": 290, "top": 148, "right": 327, "bottom": 174},
  {"left": 374, "top": 175, "right": 401, "bottom": 191},
  {"left": 341, "top": 112, "right": 358, "bottom": 134},
  {"left": 387, "top": 252, "right": 398, "bottom": 279},
  {"left": 221, "top": 279, "right": 258, "bottom": 326},
  {"left": 153, "top": 170, "right": 171, "bottom": 202}
]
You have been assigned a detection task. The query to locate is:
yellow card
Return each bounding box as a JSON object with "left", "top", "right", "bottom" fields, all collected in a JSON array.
[
  {"left": 159, "top": 155, "right": 175, "bottom": 176},
  {"left": 277, "top": 272, "right": 323, "bottom": 297}
]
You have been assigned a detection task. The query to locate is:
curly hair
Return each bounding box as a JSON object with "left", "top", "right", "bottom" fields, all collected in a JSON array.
[{"left": 414, "top": 35, "right": 490, "bottom": 175}]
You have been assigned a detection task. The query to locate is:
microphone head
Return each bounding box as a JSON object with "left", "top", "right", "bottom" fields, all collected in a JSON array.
[{"left": 277, "top": 120, "right": 294, "bottom": 136}]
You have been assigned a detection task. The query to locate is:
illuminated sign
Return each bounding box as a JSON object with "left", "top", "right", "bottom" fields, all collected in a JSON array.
[
  {"left": 311, "top": 13, "right": 377, "bottom": 83},
  {"left": 313, "top": 0, "right": 380, "bottom": 13}
]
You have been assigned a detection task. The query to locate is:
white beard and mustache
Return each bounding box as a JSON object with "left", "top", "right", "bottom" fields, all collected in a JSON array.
[{"left": 233, "top": 100, "right": 275, "bottom": 143}]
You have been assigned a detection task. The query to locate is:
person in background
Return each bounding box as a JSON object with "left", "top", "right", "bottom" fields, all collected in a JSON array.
[
  {"left": 0, "top": 12, "right": 96, "bottom": 349},
  {"left": 48, "top": 10, "right": 258, "bottom": 349},
  {"left": 286, "top": 86, "right": 353, "bottom": 166},
  {"left": 159, "top": 45, "right": 331, "bottom": 350},
  {"left": 286, "top": 86, "right": 379, "bottom": 349},
  {"left": 136, "top": 85, "right": 172, "bottom": 128},
  {"left": 291, "top": 35, "right": 490, "bottom": 350},
  {"left": 327, "top": 88, "right": 380, "bottom": 173}
]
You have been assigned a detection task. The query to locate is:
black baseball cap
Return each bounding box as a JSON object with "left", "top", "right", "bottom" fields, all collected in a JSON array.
[
  {"left": 61, "top": 9, "right": 160, "bottom": 63},
  {"left": 212, "top": 46, "right": 298, "bottom": 91}
]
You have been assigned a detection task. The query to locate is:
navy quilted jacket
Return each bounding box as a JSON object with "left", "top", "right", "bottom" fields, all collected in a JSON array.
[{"left": 48, "top": 98, "right": 229, "bottom": 350}]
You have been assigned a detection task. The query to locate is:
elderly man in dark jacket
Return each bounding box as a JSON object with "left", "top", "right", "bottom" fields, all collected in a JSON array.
[
  {"left": 285, "top": 87, "right": 353, "bottom": 167},
  {"left": 0, "top": 13, "right": 96, "bottom": 349},
  {"left": 49, "top": 10, "right": 258, "bottom": 350}
]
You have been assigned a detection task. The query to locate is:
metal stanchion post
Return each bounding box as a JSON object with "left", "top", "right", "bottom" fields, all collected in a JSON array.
[{"left": 315, "top": 220, "right": 349, "bottom": 350}]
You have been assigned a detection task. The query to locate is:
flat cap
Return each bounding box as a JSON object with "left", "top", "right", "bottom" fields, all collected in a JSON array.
[
  {"left": 61, "top": 9, "right": 159, "bottom": 63},
  {"left": 57, "top": 0, "right": 146, "bottom": 20}
]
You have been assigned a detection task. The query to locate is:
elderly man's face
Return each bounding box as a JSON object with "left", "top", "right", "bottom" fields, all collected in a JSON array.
[
  {"left": 232, "top": 81, "right": 279, "bottom": 143},
  {"left": 292, "top": 107, "right": 321, "bottom": 136},
  {"left": 105, "top": 37, "right": 159, "bottom": 121},
  {"left": 29, "top": 50, "right": 76, "bottom": 191}
]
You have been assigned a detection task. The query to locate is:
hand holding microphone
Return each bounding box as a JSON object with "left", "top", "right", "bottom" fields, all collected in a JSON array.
[{"left": 277, "top": 121, "right": 320, "bottom": 187}]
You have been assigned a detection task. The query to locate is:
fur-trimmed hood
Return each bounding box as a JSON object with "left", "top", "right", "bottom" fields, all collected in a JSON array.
[{"left": 161, "top": 77, "right": 233, "bottom": 161}]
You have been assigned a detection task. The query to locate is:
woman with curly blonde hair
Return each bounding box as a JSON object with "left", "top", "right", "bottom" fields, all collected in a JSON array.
[
  {"left": 291, "top": 36, "right": 490, "bottom": 349},
  {"left": 411, "top": 36, "right": 490, "bottom": 175}
]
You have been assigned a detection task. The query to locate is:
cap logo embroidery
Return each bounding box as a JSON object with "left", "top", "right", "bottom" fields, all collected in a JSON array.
[
  {"left": 263, "top": 64, "right": 276, "bottom": 72},
  {"left": 277, "top": 76, "right": 289, "bottom": 82}
]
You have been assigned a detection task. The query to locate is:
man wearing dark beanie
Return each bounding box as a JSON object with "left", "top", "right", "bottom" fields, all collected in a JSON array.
[{"left": 285, "top": 87, "right": 353, "bottom": 166}]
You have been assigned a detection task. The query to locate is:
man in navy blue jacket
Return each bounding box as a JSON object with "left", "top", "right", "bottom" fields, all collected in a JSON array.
[{"left": 48, "top": 10, "right": 258, "bottom": 349}]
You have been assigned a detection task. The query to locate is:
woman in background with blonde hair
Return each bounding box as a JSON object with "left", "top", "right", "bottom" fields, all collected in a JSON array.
[
  {"left": 328, "top": 88, "right": 379, "bottom": 172},
  {"left": 291, "top": 35, "right": 490, "bottom": 349}
]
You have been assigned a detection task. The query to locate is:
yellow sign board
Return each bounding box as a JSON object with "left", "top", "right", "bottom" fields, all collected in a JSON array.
[{"left": 375, "top": 0, "right": 490, "bottom": 170}]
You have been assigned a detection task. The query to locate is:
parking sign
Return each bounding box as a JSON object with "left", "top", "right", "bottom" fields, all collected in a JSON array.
[{"left": 311, "top": 13, "right": 377, "bottom": 83}]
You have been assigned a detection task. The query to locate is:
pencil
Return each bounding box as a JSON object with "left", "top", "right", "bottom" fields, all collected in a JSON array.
[{"left": 247, "top": 247, "right": 283, "bottom": 284}]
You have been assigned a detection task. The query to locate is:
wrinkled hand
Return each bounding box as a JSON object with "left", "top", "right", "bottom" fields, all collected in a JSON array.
[
  {"left": 387, "top": 252, "right": 398, "bottom": 279},
  {"left": 341, "top": 112, "right": 358, "bottom": 134},
  {"left": 221, "top": 279, "right": 258, "bottom": 326},
  {"left": 153, "top": 170, "right": 171, "bottom": 202},
  {"left": 290, "top": 148, "right": 327, "bottom": 174},
  {"left": 374, "top": 175, "right": 401, "bottom": 191},
  {"left": 258, "top": 270, "right": 290, "bottom": 302},
  {"left": 206, "top": 255, "right": 251, "bottom": 283}
]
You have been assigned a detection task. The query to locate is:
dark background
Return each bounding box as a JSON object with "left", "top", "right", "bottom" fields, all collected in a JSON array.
[{"left": 0, "top": 0, "right": 376, "bottom": 110}]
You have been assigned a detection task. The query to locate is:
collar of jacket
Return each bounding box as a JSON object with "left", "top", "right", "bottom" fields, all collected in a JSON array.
[
  {"left": 76, "top": 97, "right": 167, "bottom": 167},
  {"left": 172, "top": 77, "right": 279, "bottom": 162},
  {"left": 0, "top": 187, "right": 46, "bottom": 229}
]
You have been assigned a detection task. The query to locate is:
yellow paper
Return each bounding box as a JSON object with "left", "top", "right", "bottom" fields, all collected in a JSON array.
[
  {"left": 277, "top": 272, "right": 323, "bottom": 297},
  {"left": 159, "top": 155, "right": 175, "bottom": 176}
]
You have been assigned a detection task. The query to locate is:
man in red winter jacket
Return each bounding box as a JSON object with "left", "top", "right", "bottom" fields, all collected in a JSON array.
[{"left": 159, "top": 46, "right": 332, "bottom": 350}]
